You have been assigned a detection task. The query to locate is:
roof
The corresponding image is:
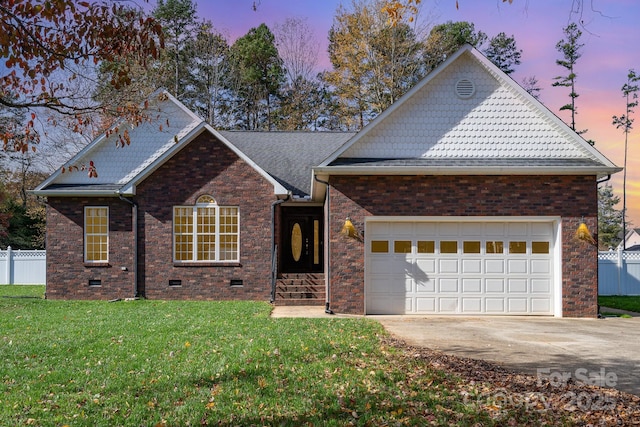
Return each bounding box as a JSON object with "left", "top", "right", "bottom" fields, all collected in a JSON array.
[
  {"left": 32, "top": 91, "right": 288, "bottom": 197},
  {"left": 220, "top": 131, "right": 355, "bottom": 197},
  {"left": 33, "top": 45, "right": 621, "bottom": 203},
  {"left": 313, "top": 44, "right": 620, "bottom": 198}
]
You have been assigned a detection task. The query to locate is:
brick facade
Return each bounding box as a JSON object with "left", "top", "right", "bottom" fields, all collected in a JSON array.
[
  {"left": 44, "top": 135, "right": 599, "bottom": 317},
  {"left": 45, "top": 132, "right": 277, "bottom": 301},
  {"left": 327, "top": 175, "right": 598, "bottom": 317}
]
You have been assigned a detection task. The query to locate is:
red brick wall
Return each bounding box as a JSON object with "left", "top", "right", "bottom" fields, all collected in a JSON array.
[
  {"left": 327, "top": 175, "right": 598, "bottom": 317},
  {"left": 45, "top": 197, "right": 135, "bottom": 299},
  {"left": 45, "top": 131, "right": 276, "bottom": 301}
]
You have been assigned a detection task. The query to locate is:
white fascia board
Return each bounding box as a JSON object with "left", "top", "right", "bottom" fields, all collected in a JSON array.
[
  {"left": 310, "top": 170, "right": 330, "bottom": 202},
  {"left": 30, "top": 189, "right": 123, "bottom": 197},
  {"left": 313, "top": 165, "right": 622, "bottom": 177}
]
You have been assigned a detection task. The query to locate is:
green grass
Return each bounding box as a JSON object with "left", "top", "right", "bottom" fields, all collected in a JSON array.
[
  {"left": 599, "top": 295, "right": 640, "bottom": 313},
  {"left": 0, "top": 286, "right": 555, "bottom": 426}
]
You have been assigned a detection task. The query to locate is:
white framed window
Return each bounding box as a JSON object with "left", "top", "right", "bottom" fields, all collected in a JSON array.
[
  {"left": 84, "top": 206, "right": 109, "bottom": 263},
  {"left": 173, "top": 195, "right": 239, "bottom": 262}
]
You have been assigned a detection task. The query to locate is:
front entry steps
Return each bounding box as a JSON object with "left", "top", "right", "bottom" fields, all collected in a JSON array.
[{"left": 274, "top": 273, "right": 325, "bottom": 306}]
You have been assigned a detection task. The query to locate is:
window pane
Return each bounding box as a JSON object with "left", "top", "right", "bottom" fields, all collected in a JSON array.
[
  {"left": 85, "top": 207, "right": 108, "bottom": 262},
  {"left": 486, "top": 241, "right": 504, "bottom": 254},
  {"left": 174, "top": 204, "right": 239, "bottom": 262},
  {"left": 463, "top": 241, "right": 481, "bottom": 254},
  {"left": 509, "top": 241, "right": 527, "bottom": 254},
  {"left": 417, "top": 241, "right": 435, "bottom": 253},
  {"left": 440, "top": 241, "right": 457, "bottom": 254},
  {"left": 394, "top": 240, "right": 411, "bottom": 253},
  {"left": 219, "top": 235, "right": 238, "bottom": 261},
  {"left": 371, "top": 240, "right": 389, "bottom": 253},
  {"left": 532, "top": 241, "right": 550, "bottom": 254}
]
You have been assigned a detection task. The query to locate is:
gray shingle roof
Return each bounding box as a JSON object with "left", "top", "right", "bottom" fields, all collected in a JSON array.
[{"left": 220, "top": 131, "right": 355, "bottom": 197}]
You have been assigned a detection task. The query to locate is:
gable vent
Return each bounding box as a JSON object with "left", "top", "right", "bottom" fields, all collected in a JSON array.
[{"left": 455, "top": 79, "right": 475, "bottom": 99}]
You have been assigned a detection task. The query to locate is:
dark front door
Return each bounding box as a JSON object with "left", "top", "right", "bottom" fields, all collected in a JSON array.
[{"left": 281, "top": 209, "right": 323, "bottom": 273}]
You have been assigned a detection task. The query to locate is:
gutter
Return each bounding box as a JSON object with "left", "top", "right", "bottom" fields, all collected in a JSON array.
[
  {"left": 597, "top": 174, "right": 611, "bottom": 184},
  {"left": 596, "top": 173, "right": 612, "bottom": 318},
  {"left": 314, "top": 175, "right": 334, "bottom": 315},
  {"left": 118, "top": 193, "right": 140, "bottom": 298},
  {"left": 270, "top": 194, "right": 290, "bottom": 303}
]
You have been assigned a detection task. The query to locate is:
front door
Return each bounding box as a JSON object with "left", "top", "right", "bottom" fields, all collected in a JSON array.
[{"left": 281, "top": 209, "right": 323, "bottom": 273}]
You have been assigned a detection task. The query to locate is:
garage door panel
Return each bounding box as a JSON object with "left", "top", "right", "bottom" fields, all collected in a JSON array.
[
  {"left": 531, "top": 259, "right": 551, "bottom": 274},
  {"left": 439, "top": 278, "right": 459, "bottom": 292},
  {"left": 486, "top": 298, "right": 505, "bottom": 312},
  {"left": 463, "top": 278, "right": 482, "bottom": 293},
  {"left": 416, "top": 298, "right": 436, "bottom": 312},
  {"left": 486, "top": 279, "right": 505, "bottom": 293},
  {"left": 439, "top": 298, "right": 458, "bottom": 312},
  {"left": 366, "top": 220, "right": 555, "bottom": 315},
  {"left": 460, "top": 223, "right": 482, "bottom": 236},
  {"left": 416, "top": 281, "right": 435, "bottom": 292},
  {"left": 508, "top": 298, "right": 528, "bottom": 313},
  {"left": 462, "top": 298, "right": 482, "bottom": 312},
  {"left": 531, "top": 279, "right": 551, "bottom": 293},
  {"left": 508, "top": 223, "right": 528, "bottom": 236},
  {"left": 485, "top": 259, "right": 504, "bottom": 273},
  {"left": 531, "top": 298, "right": 551, "bottom": 313},
  {"left": 507, "top": 259, "right": 528, "bottom": 274},
  {"left": 439, "top": 259, "right": 459, "bottom": 273},
  {"left": 508, "top": 278, "right": 527, "bottom": 293},
  {"left": 462, "top": 259, "right": 482, "bottom": 273}
]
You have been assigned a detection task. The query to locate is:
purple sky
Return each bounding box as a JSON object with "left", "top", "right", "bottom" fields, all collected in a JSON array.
[{"left": 199, "top": 0, "right": 640, "bottom": 226}]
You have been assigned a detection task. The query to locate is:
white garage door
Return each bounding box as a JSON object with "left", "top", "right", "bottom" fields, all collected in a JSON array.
[{"left": 365, "top": 220, "right": 557, "bottom": 315}]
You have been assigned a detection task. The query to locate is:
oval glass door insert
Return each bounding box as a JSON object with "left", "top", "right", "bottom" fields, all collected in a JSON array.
[{"left": 291, "top": 223, "right": 303, "bottom": 262}]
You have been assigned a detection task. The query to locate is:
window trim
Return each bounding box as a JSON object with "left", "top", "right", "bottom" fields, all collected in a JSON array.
[
  {"left": 84, "top": 206, "right": 109, "bottom": 264},
  {"left": 173, "top": 197, "right": 240, "bottom": 263}
]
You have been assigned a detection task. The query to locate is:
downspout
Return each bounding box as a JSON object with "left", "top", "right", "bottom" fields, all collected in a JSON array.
[
  {"left": 118, "top": 193, "right": 140, "bottom": 298},
  {"left": 314, "top": 175, "right": 334, "bottom": 314},
  {"left": 271, "top": 194, "right": 290, "bottom": 303},
  {"left": 595, "top": 174, "right": 611, "bottom": 317}
]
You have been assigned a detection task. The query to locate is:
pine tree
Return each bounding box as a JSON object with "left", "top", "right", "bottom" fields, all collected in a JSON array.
[
  {"left": 612, "top": 69, "right": 640, "bottom": 250},
  {"left": 552, "top": 23, "right": 585, "bottom": 134}
]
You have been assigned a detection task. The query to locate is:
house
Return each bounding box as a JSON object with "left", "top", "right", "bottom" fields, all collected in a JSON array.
[
  {"left": 33, "top": 45, "right": 621, "bottom": 317},
  {"left": 618, "top": 228, "right": 640, "bottom": 251}
]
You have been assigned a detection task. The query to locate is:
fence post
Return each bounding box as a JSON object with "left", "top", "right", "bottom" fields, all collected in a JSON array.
[
  {"left": 618, "top": 245, "right": 624, "bottom": 295},
  {"left": 6, "top": 246, "right": 11, "bottom": 285}
]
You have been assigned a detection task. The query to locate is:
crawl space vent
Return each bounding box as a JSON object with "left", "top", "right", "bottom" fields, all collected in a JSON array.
[{"left": 455, "top": 79, "right": 475, "bottom": 99}]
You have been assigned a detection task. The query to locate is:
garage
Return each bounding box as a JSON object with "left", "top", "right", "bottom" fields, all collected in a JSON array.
[{"left": 365, "top": 218, "right": 560, "bottom": 315}]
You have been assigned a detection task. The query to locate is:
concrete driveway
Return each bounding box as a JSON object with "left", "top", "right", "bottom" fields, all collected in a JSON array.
[
  {"left": 272, "top": 307, "right": 640, "bottom": 395},
  {"left": 373, "top": 315, "right": 640, "bottom": 396}
]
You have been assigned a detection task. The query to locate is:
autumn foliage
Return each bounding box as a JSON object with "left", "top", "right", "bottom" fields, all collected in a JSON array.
[{"left": 0, "top": 0, "right": 164, "bottom": 152}]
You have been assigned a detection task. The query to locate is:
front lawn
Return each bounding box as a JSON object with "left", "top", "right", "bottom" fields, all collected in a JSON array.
[
  {"left": 1, "top": 286, "right": 637, "bottom": 426},
  {"left": 599, "top": 296, "right": 640, "bottom": 313}
]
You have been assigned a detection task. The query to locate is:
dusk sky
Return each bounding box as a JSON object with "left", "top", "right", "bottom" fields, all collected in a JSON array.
[{"left": 198, "top": 0, "right": 640, "bottom": 227}]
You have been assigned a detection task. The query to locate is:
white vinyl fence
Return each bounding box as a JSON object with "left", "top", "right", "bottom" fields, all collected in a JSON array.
[
  {"left": 599, "top": 248, "right": 640, "bottom": 295},
  {"left": 0, "top": 247, "right": 46, "bottom": 285}
]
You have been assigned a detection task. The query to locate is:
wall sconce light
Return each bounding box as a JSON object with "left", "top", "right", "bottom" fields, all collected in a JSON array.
[
  {"left": 341, "top": 217, "right": 362, "bottom": 241},
  {"left": 575, "top": 218, "right": 596, "bottom": 245}
]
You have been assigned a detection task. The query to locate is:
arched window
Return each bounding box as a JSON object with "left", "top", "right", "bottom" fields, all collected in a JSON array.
[{"left": 173, "top": 195, "right": 239, "bottom": 262}]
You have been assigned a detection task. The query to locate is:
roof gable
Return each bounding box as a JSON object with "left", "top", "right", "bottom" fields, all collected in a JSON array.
[
  {"left": 33, "top": 91, "right": 287, "bottom": 196},
  {"left": 318, "top": 45, "right": 619, "bottom": 175}
]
